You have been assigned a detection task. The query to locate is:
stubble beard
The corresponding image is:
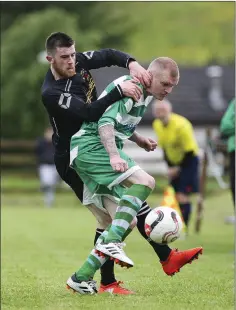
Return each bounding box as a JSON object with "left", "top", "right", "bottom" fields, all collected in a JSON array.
[{"left": 53, "top": 63, "right": 76, "bottom": 79}]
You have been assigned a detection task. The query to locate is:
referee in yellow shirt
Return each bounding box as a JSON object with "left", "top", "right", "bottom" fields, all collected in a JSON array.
[{"left": 152, "top": 99, "right": 199, "bottom": 228}]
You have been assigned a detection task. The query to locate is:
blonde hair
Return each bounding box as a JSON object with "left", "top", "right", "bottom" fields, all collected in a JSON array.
[{"left": 148, "top": 57, "right": 179, "bottom": 79}]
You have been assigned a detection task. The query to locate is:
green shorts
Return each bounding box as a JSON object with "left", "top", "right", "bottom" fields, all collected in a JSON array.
[{"left": 72, "top": 145, "right": 141, "bottom": 201}]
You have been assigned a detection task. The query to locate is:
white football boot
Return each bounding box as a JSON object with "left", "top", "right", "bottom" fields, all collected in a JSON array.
[
  {"left": 66, "top": 274, "right": 97, "bottom": 295},
  {"left": 95, "top": 242, "right": 134, "bottom": 268}
]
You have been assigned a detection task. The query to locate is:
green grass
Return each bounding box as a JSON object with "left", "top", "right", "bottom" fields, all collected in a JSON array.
[
  {"left": 1, "top": 190, "right": 234, "bottom": 310},
  {"left": 1, "top": 172, "right": 229, "bottom": 195}
]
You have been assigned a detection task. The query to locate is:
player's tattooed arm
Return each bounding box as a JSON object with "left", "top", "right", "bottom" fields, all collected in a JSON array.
[
  {"left": 98, "top": 124, "right": 119, "bottom": 158},
  {"left": 99, "top": 124, "right": 128, "bottom": 172}
]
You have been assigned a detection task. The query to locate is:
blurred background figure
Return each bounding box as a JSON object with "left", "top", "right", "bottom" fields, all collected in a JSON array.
[
  {"left": 152, "top": 100, "right": 200, "bottom": 232},
  {"left": 35, "top": 127, "right": 60, "bottom": 207},
  {"left": 220, "top": 98, "right": 235, "bottom": 224},
  {"left": 205, "top": 63, "right": 227, "bottom": 112}
]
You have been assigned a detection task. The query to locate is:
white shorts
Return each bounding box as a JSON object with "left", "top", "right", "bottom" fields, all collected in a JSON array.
[
  {"left": 83, "top": 184, "right": 108, "bottom": 215},
  {"left": 38, "top": 164, "right": 59, "bottom": 187}
]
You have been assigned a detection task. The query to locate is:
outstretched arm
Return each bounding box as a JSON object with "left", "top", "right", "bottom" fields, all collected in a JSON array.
[
  {"left": 78, "top": 49, "right": 135, "bottom": 70},
  {"left": 43, "top": 79, "right": 142, "bottom": 122},
  {"left": 77, "top": 49, "right": 152, "bottom": 87},
  {"left": 129, "top": 131, "right": 157, "bottom": 152}
]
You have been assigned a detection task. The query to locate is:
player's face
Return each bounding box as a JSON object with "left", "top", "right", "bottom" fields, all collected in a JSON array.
[
  {"left": 50, "top": 45, "right": 76, "bottom": 78},
  {"left": 155, "top": 105, "right": 170, "bottom": 123},
  {"left": 149, "top": 70, "right": 179, "bottom": 100}
]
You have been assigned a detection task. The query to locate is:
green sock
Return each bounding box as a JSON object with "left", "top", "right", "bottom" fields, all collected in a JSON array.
[
  {"left": 75, "top": 248, "right": 107, "bottom": 281},
  {"left": 75, "top": 225, "right": 134, "bottom": 281},
  {"left": 122, "top": 227, "right": 132, "bottom": 241},
  {"left": 105, "top": 184, "right": 152, "bottom": 243}
]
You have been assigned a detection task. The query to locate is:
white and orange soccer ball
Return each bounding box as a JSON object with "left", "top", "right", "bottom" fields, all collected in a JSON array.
[{"left": 145, "top": 206, "right": 183, "bottom": 244}]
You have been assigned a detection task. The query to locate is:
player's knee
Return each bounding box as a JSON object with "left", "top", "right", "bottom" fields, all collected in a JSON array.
[
  {"left": 130, "top": 216, "right": 137, "bottom": 229},
  {"left": 142, "top": 175, "right": 156, "bottom": 190},
  {"left": 176, "top": 192, "right": 189, "bottom": 203}
]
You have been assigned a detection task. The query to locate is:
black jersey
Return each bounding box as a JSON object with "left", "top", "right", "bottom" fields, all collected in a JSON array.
[
  {"left": 35, "top": 137, "right": 55, "bottom": 165},
  {"left": 41, "top": 49, "right": 135, "bottom": 152}
]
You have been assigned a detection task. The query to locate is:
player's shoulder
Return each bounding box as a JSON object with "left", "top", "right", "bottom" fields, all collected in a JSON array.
[
  {"left": 102, "top": 75, "right": 130, "bottom": 93},
  {"left": 75, "top": 51, "right": 96, "bottom": 66},
  {"left": 41, "top": 83, "right": 60, "bottom": 99},
  {"left": 171, "top": 114, "right": 193, "bottom": 135},
  {"left": 172, "top": 113, "right": 191, "bottom": 126},
  {"left": 75, "top": 51, "right": 86, "bottom": 63},
  {"left": 113, "top": 75, "right": 132, "bottom": 84},
  {"left": 107, "top": 75, "right": 143, "bottom": 93},
  {"left": 42, "top": 69, "right": 67, "bottom": 95}
]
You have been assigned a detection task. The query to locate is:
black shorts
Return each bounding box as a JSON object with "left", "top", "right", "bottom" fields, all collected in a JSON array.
[
  {"left": 54, "top": 150, "right": 84, "bottom": 202},
  {"left": 170, "top": 156, "right": 199, "bottom": 194}
]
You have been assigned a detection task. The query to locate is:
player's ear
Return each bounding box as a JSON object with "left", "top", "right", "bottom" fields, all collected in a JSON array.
[{"left": 46, "top": 55, "right": 53, "bottom": 64}]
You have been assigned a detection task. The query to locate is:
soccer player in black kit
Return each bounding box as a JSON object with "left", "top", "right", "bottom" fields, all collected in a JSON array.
[{"left": 42, "top": 32, "right": 202, "bottom": 295}]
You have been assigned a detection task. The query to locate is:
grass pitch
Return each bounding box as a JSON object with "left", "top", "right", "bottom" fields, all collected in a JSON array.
[{"left": 1, "top": 188, "right": 234, "bottom": 310}]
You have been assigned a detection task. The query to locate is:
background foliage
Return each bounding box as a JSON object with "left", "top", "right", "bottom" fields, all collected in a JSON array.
[{"left": 1, "top": 2, "right": 234, "bottom": 138}]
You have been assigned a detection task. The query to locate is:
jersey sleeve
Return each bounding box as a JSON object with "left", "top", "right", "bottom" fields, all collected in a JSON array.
[
  {"left": 178, "top": 123, "right": 197, "bottom": 152},
  {"left": 98, "top": 97, "right": 134, "bottom": 129},
  {"left": 76, "top": 49, "right": 135, "bottom": 70},
  {"left": 42, "top": 84, "right": 123, "bottom": 123},
  {"left": 220, "top": 99, "right": 235, "bottom": 137}
]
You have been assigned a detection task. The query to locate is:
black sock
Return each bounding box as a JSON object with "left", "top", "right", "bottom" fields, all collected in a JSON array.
[
  {"left": 136, "top": 201, "right": 172, "bottom": 262},
  {"left": 179, "top": 203, "right": 192, "bottom": 226},
  {"left": 94, "top": 228, "right": 116, "bottom": 285}
]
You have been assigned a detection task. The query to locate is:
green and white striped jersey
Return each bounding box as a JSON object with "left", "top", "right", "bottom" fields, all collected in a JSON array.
[{"left": 70, "top": 75, "right": 153, "bottom": 158}]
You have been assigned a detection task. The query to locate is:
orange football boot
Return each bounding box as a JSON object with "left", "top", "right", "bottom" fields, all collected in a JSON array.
[
  {"left": 99, "top": 281, "right": 135, "bottom": 295},
  {"left": 161, "top": 247, "right": 203, "bottom": 276}
]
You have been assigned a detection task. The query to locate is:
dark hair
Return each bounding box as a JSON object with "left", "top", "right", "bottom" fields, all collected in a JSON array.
[{"left": 45, "top": 32, "right": 74, "bottom": 55}]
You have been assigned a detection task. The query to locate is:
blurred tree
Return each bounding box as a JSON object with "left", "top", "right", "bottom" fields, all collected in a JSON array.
[
  {"left": 76, "top": 2, "right": 134, "bottom": 48},
  {"left": 1, "top": 2, "right": 233, "bottom": 65},
  {"left": 121, "top": 2, "right": 234, "bottom": 65},
  {"left": 1, "top": 2, "right": 134, "bottom": 50},
  {"left": 1, "top": 8, "right": 100, "bottom": 139}
]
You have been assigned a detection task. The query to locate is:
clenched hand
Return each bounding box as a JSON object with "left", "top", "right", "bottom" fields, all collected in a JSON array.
[
  {"left": 137, "top": 136, "right": 157, "bottom": 152},
  {"left": 110, "top": 155, "right": 128, "bottom": 172},
  {"left": 119, "top": 79, "right": 143, "bottom": 102}
]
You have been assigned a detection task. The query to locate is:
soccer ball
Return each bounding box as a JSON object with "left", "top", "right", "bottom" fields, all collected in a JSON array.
[{"left": 144, "top": 206, "right": 183, "bottom": 244}]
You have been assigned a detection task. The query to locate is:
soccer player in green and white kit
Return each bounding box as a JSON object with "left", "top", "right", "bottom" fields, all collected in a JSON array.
[{"left": 68, "top": 57, "right": 203, "bottom": 294}]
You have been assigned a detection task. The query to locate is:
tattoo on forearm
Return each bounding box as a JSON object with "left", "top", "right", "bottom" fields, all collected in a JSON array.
[{"left": 98, "top": 125, "right": 119, "bottom": 157}]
